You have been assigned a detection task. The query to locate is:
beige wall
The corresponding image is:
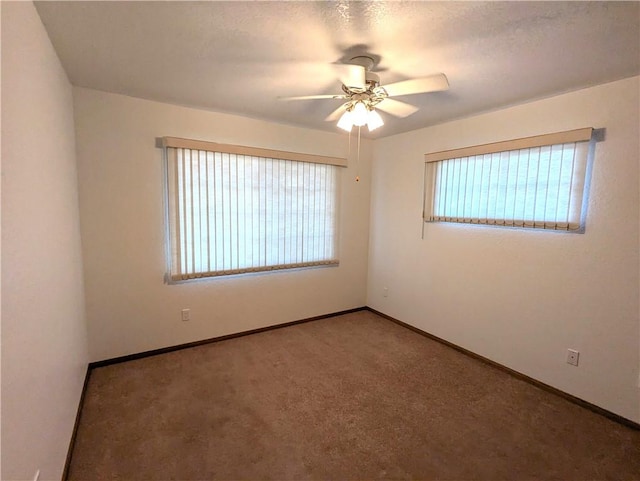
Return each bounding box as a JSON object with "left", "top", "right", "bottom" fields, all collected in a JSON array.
[
  {"left": 73, "top": 88, "right": 372, "bottom": 362},
  {"left": 1, "top": 2, "right": 89, "bottom": 479},
  {"left": 368, "top": 76, "right": 640, "bottom": 422}
]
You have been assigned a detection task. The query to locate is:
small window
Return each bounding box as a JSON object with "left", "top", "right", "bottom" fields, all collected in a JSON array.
[
  {"left": 162, "top": 137, "right": 345, "bottom": 281},
  {"left": 423, "top": 128, "right": 594, "bottom": 232}
]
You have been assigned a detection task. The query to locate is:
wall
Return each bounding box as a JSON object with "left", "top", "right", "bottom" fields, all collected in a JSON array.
[
  {"left": 74, "top": 88, "right": 372, "bottom": 362},
  {"left": 368, "top": 77, "right": 640, "bottom": 423},
  {"left": 1, "top": 2, "right": 89, "bottom": 479}
]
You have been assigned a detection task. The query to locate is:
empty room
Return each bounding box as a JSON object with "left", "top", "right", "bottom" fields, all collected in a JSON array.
[{"left": 2, "top": 1, "right": 639, "bottom": 480}]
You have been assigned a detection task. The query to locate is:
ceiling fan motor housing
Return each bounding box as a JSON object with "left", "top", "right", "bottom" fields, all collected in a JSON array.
[
  {"left": 366, "top": 72, "right": 380, "bottom": 87},
  {"left": 348, "top": 56, "right": 380, "bottom": 87}
]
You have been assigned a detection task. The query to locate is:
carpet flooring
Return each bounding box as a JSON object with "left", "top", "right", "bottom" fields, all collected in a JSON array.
[{"left": 68, "top": 310, "right": 640, "bottom": 480}]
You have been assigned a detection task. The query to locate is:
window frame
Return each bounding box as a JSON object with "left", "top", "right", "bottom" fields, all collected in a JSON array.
[
  {"left": 161, "top": 137, "right": 346, "bottom": 282},
  {"left": 423, "top": 128, "right": 595, "bottom": 233}
]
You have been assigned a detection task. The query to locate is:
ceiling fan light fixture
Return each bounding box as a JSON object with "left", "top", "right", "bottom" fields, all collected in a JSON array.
[
  {"left": 337, "top": 109, "right": 354, "bottom": 132},
  {"left": 366, "top": 108, "right": 384, "bottom": 132}
]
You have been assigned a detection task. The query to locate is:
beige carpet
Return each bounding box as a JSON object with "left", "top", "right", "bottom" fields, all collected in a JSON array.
[{"left": 68, "top": 310, "right": 640, "bottom": 480}]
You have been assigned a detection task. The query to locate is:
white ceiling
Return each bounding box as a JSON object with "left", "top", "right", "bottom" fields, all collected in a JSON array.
[{"left": 35, "top": 1, "right": 640, "bottom": 138}]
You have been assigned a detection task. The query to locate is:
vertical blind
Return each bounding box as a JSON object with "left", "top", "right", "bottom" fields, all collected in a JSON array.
[
  {"left": 423, "top": 128, "right": 594, "bottom": 232},
  {"left": 164, "top": 140, "right": 342, "bottom": 281}
]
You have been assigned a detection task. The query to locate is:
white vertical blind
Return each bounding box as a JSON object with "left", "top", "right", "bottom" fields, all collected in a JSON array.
[
  {"left": 424, "top": 139, "right": 593, "bottom": 231},
  {"left": 166, "top": 147, "right": 340, "bottom": 281}
]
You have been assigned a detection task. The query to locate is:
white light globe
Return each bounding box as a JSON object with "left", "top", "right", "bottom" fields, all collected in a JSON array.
[
  {"left": 352, "top": 102, "right": 368, "bottom": 126},
  {"left": 367, "top": 109, "right": 384, "bottom": 131},
  {"left": 337, "top": 110, "right": 354, "bottom": 132}
]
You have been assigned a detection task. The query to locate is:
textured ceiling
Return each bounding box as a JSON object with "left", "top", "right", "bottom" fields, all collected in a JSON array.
[{"left": 35, "top": 1, "right": 640, "bottom": 138}]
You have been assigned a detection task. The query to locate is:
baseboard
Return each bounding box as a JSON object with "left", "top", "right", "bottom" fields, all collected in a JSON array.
[
  {"left": 62, "top": 366, "right": 91, "bottom": 481},
  {"left": 366, "top": 306, "right": 640, "bottom": 431},
  {"left": 89, "top": 306, "right": 367, "bottom": 369}
]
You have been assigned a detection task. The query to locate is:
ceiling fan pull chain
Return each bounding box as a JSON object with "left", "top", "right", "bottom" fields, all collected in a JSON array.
[
  {"left": 348, "top": 125, "right": 352, "bottom": 159},
  {"left": 355, "top": 126, "right": 361, "bottom": 182}
]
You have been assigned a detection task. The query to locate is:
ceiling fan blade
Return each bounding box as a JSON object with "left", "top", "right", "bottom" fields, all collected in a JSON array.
[
  {"left": 278, "top": 94, "right": 345, "bottom": 101},
  {"left": 383, "top": 73, "right": 449, "bottom": 97},
  {"left": 376, "top": 98, "right": 419, "bottom": 118},
  {"left": 334, "top": 64, "right": 366, "bottom": 90},
  {"left": 325, "top": 104, "right": 347, "bottom": 122}
]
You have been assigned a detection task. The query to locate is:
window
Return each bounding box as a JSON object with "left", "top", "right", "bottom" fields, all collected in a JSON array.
[
  {"left": 423, "top": 128, "right": 594, "bottom": 232},
  {"left": 162, "top": 137, "right": 345, "bottom": 281}
]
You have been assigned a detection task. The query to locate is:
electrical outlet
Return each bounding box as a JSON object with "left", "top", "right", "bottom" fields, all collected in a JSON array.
[
  {"left": 383, "top": 287, "right": 388, "bottom": 297},
  {"left": 181, "top": 309, "right": 190, "bottom": 321},
  {"left": 567, "top": 349, "right": 579, "bottom": 366}
]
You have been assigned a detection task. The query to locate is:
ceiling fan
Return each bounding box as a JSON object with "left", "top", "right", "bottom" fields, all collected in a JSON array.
[{"left": 279, "top": 56, "right": 449, "bottom": 132}]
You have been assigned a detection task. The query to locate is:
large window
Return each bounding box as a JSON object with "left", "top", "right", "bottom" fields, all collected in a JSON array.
[
  {"left": 423, "top": 128, "right": 594, "bottom": 232},
  {"left": 162, "top": 137, "right": 345, "bottom": 281}
]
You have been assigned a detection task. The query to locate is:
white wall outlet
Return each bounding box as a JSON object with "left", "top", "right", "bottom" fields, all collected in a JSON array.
[
  {"left": 383, "top": 287, "right": 388, "bottom": 297},
  {"left": 181, "top": 309, "right": 190, "bottom": 321},
  {"left": 33, "top": 470, "right": 40, "bottom": 481},
  {"left": 567, "top": 349, "right": 580, "bottom": 366}
]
